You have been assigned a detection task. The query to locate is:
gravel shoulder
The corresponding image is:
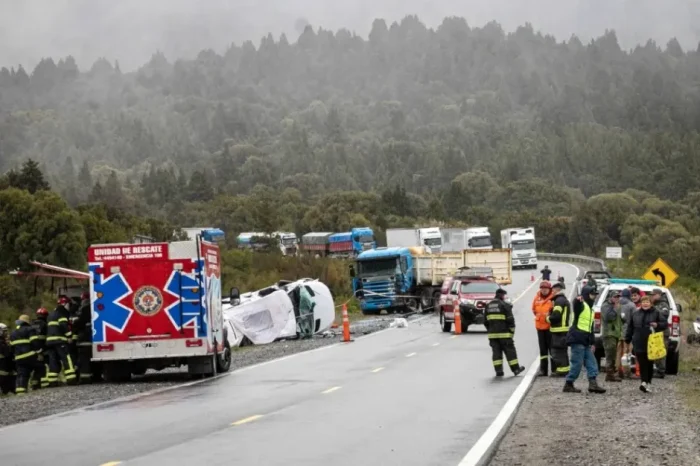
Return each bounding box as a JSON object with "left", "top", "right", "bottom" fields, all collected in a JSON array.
[
  {"left": 491, "top": 373, "right": 700, "bottom": 466},
  {"left": 0, "top": 314, "right": 416, "bottom": 428}
]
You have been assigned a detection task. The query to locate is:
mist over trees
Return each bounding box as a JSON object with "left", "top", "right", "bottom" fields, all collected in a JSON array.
[{"left": 3, "top": 14, "right": 700, "bottom": 312}]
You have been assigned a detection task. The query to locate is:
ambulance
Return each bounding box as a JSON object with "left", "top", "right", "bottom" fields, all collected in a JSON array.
[{"left": 88, "top": 229, "right": 231, "bottom": 381}]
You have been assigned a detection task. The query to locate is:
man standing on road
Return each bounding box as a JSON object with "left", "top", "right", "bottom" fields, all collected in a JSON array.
[
  {"left": 547, "top": 281, "right": 570, "bottom": 377},
  {"left": 540, "top": 266, "right": 552, "bottom": 281},
  {"left": 618, "top": 289, "right": 636, "bottom": 378},
  {"left": 46, "top": 296, "right": 77, "bottom": 386},
  {"left": 601, "top": 291, "right": 622, "bottom": 382},
  {"left": 485, "top": 288, "right": 526, "bottom": 377},
  {"left": 532, "top": 281, "right": 555, "bottom": 376},
  {"left": 651, "top": 288, "right": 670, "bottom": 379},
  {"left": 563, "top": 286, "right": 606, "bottom": 394}
]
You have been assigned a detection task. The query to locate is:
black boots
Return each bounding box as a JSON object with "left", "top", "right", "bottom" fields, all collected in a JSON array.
[
  {"left": 588, "top": 379, "right": 607, "bottom": 393},
  {"left": 563, "top": 381, "right": 581, "bottom": 393}
]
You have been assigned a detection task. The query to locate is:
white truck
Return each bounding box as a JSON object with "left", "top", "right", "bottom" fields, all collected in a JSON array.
[
  {"left": 272, "top": 231, "right": 298, "bottom": 256},
  {"left": 500, "top": 227, "right": 537, "bottom": 269},
  {"left": 465, "top": 227, "right": 493, "bottom": 250},
  {"left": 386, "top": 227, "right": 443, "bottom": 254}
]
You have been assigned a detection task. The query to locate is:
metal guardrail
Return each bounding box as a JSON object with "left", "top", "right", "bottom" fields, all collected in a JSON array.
[{"left": 537, "top": 252, "right": 608, "bottom": 273}]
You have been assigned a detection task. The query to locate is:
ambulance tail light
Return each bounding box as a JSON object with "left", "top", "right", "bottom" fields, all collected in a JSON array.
[
  {"left": 186, "top": 339, "right": 203, "bottom": 347},
  {"left": 96, "top": 344, "right": 114, "bottom": 352},
  {"left": 671, "top": 314, "right": 680, "bottom": 337},
  {"left": 594, "top": 310, "right": 601, "bottom": 333}
]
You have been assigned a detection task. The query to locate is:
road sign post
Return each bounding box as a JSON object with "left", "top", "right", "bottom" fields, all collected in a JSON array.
[
  {"left": 606, "top": 247, "right": 622, "bottom": 259},
  {"left": 642, "top": 258, "right": 679, "bottom": 287}
]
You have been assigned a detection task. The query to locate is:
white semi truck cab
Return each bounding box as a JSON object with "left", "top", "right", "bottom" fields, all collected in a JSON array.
[
  {"left": 500, "top": 227, "right": 537, "bottom": 269},
  {"left": 416, "top": 227, "right": 442, "bottom": 254},
  {"left": 386, "top": 227, "right": 443, "bottom": 254},
  {"left": 465, "top": 227, "right": 493, "bottom": 250}
]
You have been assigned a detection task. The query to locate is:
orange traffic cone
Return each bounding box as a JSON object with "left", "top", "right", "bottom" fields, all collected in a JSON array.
[
  {"left": 453, "top": 299, "right": 462, "bottom": 335},
  {"left": 342, "top": 304, "right": 352, "bottom": 342},
  {"left": 530, "top": 273, "right": 535, "bottom": 282}
]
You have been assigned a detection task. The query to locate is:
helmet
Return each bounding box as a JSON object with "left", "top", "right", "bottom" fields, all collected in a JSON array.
[
  {"left": 540, "top": 281, "right": 552, "bottom": 289},
  {"left": 36, "top": 307, "right": 48, "bottom": 316},
  {"left": 58, "top": 295, "right": 70, "bottom": 305},
  {"left": 0, "top": 323, "right": 7, "bottom": 334},
  {"left": 17, "top": 314, "right": 31, "bottom": 324}
]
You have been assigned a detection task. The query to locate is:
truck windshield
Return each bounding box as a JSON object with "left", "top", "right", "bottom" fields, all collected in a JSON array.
[
  {"left": 460, "top": 282, "right": 500, "bottom": 294},
  {"left": 281, "top": 238, "right": 296, "bottom": 246},
  {"left": 469, "top": 236, "right": 492, "bottom": 248},
  {"left": 424, "top": 238, "right": 442, "bottom": 247},
  {"left": 358, "top": 258, "right": 399, "bottom": 277},
  {"left": 512, "top": 240, "right": 535, "bottom": 251},
  {"left": 356, "top": 234, "right": 374, "bottom": 243}
]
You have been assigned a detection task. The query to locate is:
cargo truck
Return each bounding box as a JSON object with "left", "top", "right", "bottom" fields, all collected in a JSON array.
[
  {"left": 328, "top": 227, "right": 376, "bottom": 258},
  {"left": 465, "top": 227, "right": 493, "bottom": 250},
  {"left": 349, "top": 247, "right": 511, "bottom": 315},
  {"left": 272, "top": 231, "right": 298, "bottom": 256},
  {"left": 300, "top": 232, "right": 333, "bottom": 256},
  {"left": 386, "top": 227, "right": 442, "bottom": 254},
  {"left": 501, "top": 227, "right": 537, "bottom": 269},
  {"left": 88, "top": 229, "right": 231, "bottom": 381},
  {"left": 442, "top": 227, "right": 493, "bottom": 252}
]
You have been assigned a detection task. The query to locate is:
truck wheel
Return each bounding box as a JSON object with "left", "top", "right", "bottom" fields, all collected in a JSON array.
[
  {"left": 361, "top": 309, "right": 380, "bottom": 316},
  {"left": 103, "top": 362, "right": 132, "bottom": 383},
  {"left": 440, "top": 312, "right": 452, "bottom": 333},
  {"left": 216, "top": 342, "right": 232, "bottom": 373},
  {"left": 405, "top": 298, "right": 420, "bottom": 314},
  {"left": 665, "top": 349, "right": 679, "bottom": 375}
]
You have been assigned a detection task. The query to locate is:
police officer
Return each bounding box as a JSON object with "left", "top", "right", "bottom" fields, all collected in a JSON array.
[
  {"left": 74, "top": 292, "right": 94, "bottom": 384},
  {"left": 485, "top": 288, "right": 526, "bottom": 377},
  {"left": 9, "top": 315, "right": 42, "bottom": 395},
  {"left": 46, "top": 296, "right": 77, "bottom": 385},
  {"left": 547, "top": 281, "right": 571, "bottom": 377},
  {"left": 31, "top": 307, "right": 50, "bottom": 389},
  {"left": 0, "top": 323, "right": 15, "bottom": 396}
]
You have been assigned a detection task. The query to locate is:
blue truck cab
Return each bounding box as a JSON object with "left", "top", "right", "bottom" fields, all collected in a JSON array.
[
  {"left": 351, "top": 227, "right": 376, "bottom": 255},
  {"left": 350, "top": 247, "right": 416, "bottom": 315}
]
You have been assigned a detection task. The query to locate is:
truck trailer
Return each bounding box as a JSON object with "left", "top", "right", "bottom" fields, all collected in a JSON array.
[
  {"left": 386, "top": 227, "right": 442, "bottom": 254},
  {"left": 350, "top": 247, "right": 511, "bottom": 315},
  {"left": 87, "top": 229, "right": 231, "bottom": 381},
  {"left": 328, "top": 227, "right": 376, "bottom": 258}
]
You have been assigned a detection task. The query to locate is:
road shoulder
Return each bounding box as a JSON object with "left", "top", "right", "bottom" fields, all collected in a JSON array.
[{"left": 490, "top": 374, "right": 700, "bottom": 466}]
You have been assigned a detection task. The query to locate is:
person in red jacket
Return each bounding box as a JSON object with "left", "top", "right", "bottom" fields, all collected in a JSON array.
[{"left": 532, "top": 281, "right": 555, "bottom": 376}]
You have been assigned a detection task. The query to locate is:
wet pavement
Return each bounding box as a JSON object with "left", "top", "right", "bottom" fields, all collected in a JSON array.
[{"left": 0, "top": 263, "right": 580, "bottom": 466}]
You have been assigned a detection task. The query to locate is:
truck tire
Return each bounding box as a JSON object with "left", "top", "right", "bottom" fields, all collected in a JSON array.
[
  {"left": 216, "top": 341, "right": 232, "bottom": 373},
  {"left": 665, "top": 349, "right": 679, "bottom": 375},
  {"left": 440, "top": 312, "right": 452, "bottom": 333},
  {"left": 103, "top": 361, "right": 132, "bottom": 383},
  {"left": 361, "top": 309, "right": 380, "bottom": 316}
]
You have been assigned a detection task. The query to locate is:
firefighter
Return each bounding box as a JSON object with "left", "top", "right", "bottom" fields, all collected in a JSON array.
[
  {"left": 532, "top": 281, "right": 555, "bottom": 376},
  {"left": 547, "top": 281, "right": 571, "bottom": 377},
  {"left": 0, "top": 323, "right": 15, "bottom": 396},
  {"left": 9, "top": 315, "right": 41, "bottom": 394},
  {"left": 31, "top": 307, "right": 50, "bottom": 389},
  {"left": 485, "top": 288, "right": 526, "bottom": 377},
  {"left": 74, "top": 292, "right": 94, "bottom": 384},
  {"left": 46, "top": 296, "right": 77, "bottom": 385}
]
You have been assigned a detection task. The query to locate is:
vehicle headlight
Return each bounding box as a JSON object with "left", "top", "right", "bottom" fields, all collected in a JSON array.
[
  {"left": 504, "top": 297, "right": 513, "bottom": 304},
  {"left": 460, "top": 298, "right": 475, "bottom": 306}
]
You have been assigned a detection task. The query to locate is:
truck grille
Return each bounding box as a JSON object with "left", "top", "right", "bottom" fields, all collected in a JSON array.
[{"left": 361, "top": 280, "right": 395, "bottom": 304}]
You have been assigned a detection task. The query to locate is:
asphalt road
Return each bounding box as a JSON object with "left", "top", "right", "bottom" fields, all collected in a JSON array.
[{"left": 0, "top": 262, "right": 579, "bottom": 466}]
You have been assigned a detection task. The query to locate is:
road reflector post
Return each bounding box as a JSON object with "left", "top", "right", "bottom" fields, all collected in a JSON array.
[
  {"left": 342, "top": 303, "right": 352, "bottom": 342},
  {"left": 530, "top": 273, "right": 535, "bottom": 282},
  {"left": 453, "top": 299, "right": 462, "bottom": 335}
]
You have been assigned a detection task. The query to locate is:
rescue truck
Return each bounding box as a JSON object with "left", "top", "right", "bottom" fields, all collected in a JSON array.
[{"left": 87, "top": 229, "right": 232, "bottom": 381}]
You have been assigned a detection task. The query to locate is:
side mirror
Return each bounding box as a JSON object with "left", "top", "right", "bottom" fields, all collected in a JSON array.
[
  {"left": 677, "top": 303, "right": 683, "bottom": 314},
  {"left": 348, "top": 265, "right": 356, "bottom": 278},
  {"left": 229, "top": 287, "right": 240, "bottom": 303}
]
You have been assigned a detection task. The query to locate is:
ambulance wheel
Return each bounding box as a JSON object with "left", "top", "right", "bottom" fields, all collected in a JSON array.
[
  {"left": 216, "top": 342, "right": 232, "bottom": 373},
  {"left": 103, "top": 362, "right": 132, "bottom": 383}
]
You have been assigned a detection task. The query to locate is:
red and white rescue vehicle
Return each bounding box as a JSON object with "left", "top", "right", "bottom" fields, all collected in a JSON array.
[{"left": 87, "top": 230, "right": 231, "bottom": 381}]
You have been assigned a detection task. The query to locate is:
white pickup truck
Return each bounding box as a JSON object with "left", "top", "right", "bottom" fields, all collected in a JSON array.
[{"left": 591, "top": 279, "right": 682, "bottom": 375}]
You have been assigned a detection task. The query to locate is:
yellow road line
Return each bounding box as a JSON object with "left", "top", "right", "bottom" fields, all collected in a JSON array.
[
  {"left": 450, "top": 335, "right": 458, "bottom": 339},
  {"left": 432, "top": 342, "right": 440, "bottom": 347},
  {"left": 406, "top": 352, "right": 417, "bottom": 357},
  {"left": 100, "top": 462, "right": 122, "bottom": 466},
  {"left": 322, "top": 386, "right": 342, "bottom": 394},
  {"left": 231, "top": 414, "right": 264, "bottom": 426},
  {"left": 371, "top": 367, "right": 384, "bottom": 373}
]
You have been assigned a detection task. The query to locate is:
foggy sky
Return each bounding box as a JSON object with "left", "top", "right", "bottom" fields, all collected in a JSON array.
[{"left": 1, "top": 0, "right": 698, "bottom": 72}]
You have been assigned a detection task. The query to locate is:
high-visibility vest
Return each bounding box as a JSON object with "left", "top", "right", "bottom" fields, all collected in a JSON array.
[
  {"left": 576, "top": 302, "right": 594, "bottom": 334},
  {"left": 548, "top": 295, "right": 571, "bottom": 333}
]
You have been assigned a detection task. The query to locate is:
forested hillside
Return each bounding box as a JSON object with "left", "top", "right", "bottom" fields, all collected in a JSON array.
[{"left": 3, "top": 15, "right": 700, "bottom": 314}]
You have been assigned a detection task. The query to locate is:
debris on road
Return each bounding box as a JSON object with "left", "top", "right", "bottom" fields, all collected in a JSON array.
[
  {"left": 0, "top": 313, "right": 426, "bottom": 428},
  {"left": 491, "top": 374, "right": 700, "bottom": 466}
]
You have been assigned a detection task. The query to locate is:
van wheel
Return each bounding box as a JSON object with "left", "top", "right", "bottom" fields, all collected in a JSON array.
[
  {"left": 665, "top": 350, "right": 679, "bottom": 375},
  {"left": 440, "top": 312, "right": 452, "bottom": 333},
  {"left": 216, "top": 342, "right": 232, "bottom": 373}
]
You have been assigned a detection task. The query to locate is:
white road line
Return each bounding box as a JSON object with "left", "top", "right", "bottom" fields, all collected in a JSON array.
[
  {"left": 371, "top": 367, "right": 385, "bottom": 373},
  {"left": 405, "top": 352, "right": 417, "bottom": 358},
  {"left": 231, "top": 414, "right": 264, "bottom": 426},
  {"left": 432, "top": 342, "right": 440, "bottom": 347},
  {"left": 456, "top": 262, "right": 580, "bottom": 466},
  {"left": 322, "top": 386, "right": 342, "bottom": 394}
]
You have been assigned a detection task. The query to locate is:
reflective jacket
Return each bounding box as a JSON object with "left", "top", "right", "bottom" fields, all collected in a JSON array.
[
  {"left": 47, "top": 306, "right": 72, "bottom": 346},
  {"left": 566, "top": 299, "right": 595, "bottom": 346},
  {"left": 532, "top": 292, "right": 553, "bottom": 330},
  {"left": 10, "top": 321, "right": 40, "bottom": 361},
  {"left": 484, "top": 298, "right": 515, "bottom": 339},
  {"left": 32, "top": 317, "right": 48, "bottom": 351},
  {"left": 0, "top": 337, "right": 12, "bottom": 375},
  {"left": 547, "top": 292, "right": 571, "bottom": 333},
  {"left": 73, "top": 300, "right": 92, "bottom": 344}
]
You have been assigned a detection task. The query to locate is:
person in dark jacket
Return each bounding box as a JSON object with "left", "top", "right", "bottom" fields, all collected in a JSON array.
[
  {"left": 485, "top": 289, "right": 526, "bottom": 377},
  {"left": 601, "top": 291, "right": 622, "bottom": 382},
  {"left": 564, "top": 286, "right": 606, "bottom": 394},
  {"left": 9, "top": 315, "right": 42, "bottom": 395},
  {"left": 74, "top": 292, "right": 94, "bottom": 383},
  {"left": 46, "top": 296, "right": 77, "bottom": 385},
  {"left": 0, "top": 323, "right": 15, "bottom": 396},
  {"left": 540, "top": 266, "right": 552, "bottom": 281},
  {"left": 650, "top": 289, "right": 671, "bottom": 378},
  {"left": 547, "top": 281, "right": 571, "bottom": 377},
  {"left": 31, "top": 307, "right": 49, "bottom": 389},
  {"left": 625, "top": 295, "right": 668, "bottom": 393}
]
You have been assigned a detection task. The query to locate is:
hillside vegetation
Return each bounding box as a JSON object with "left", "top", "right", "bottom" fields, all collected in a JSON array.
[{"left": 2, "top": 16, "right": 700, "bottom": 319}]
